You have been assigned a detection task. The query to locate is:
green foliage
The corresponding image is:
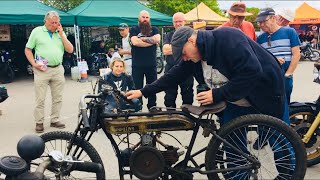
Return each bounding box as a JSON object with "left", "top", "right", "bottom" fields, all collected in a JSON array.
[
  {"left": 246, "top": 7, "right": 260, "bottom": 30},
  {"left": 40, "top": 0, "right": 84, "bottom": 12},
  {"left": 147, "top": 0, "right": 223, "bottom": 16}
]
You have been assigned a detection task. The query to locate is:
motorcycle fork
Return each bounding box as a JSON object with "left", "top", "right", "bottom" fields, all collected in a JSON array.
[{"left": 303, "top": 112, "right": 320, "bottom": 143}]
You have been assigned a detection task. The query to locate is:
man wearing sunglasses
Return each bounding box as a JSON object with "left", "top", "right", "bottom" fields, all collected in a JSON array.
[{"left": 256, "top": 8, "right": 300, "bottom": 104}]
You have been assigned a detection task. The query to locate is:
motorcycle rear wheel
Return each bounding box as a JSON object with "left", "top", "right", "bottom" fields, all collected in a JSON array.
[
  {"left": 31, "top": 131, "right": 105, "bottom": 180},
  {"left": 290, "top": 106, "right": 320, "bottom": 167},
  {"left": 309, "top": 50, "right": 320, "bottom": 61},
  {"left": 205, "top": 114, "right": 306, "bottom": 180}
]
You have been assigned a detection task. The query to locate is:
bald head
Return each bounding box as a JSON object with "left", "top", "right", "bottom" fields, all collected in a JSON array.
[
  {"left": 172, "top": 12, "right": 185, "bottom": 30},
  {"left": 138, "top": 10, "right": 150, "bottom": 24}
]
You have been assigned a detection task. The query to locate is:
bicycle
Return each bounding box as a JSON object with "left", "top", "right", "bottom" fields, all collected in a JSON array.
[{"left": 33, "top": 78, "right": 306, "bottom": 180}]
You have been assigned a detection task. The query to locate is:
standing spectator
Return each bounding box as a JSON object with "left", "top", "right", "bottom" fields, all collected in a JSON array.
[
  {"left": 130, "top": 10, "right": 160, "bottom": 110},
  {"left": 306, "top": 31, "right": 315, "bottom": 44},
  {"left": 162, "top": 12, "right": 194, "bottom": 108},
  {"left": 221, "top": 2, "right": 256, "bottom": 41},
  {"left": 299, "top": 31, "right": 307, "bottom": 43},
  {"left": 25, "top": 11, "right": 73, "bottom": 133},
  {"left": 256, "top": 8, "right": 301, "bottom": 104},
  {"left": 276, "top": 8, "right": 295, "bottom": 26},
  {"left": 118, "top": 23, "right": 132, "bottom": 75}
]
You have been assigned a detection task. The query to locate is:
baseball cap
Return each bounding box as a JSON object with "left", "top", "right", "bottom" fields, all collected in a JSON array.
[
  {"left": 256, "top": 8, "right": 276, "bottom": 22},
  {"left": 278, "top": 9, "right": 295, "bottom": 22},
  {"left": 171, "top": 26, "right": 194, "bottom": 61},
  {"left": 228, "top": 2, "right": 252, "bottom": 17},
  {"left": 118, "top": 23, "right": 128, "bottom": 29}
]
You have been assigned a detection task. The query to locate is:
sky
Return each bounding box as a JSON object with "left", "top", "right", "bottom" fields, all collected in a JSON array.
[{"left": 217, "top": 0, "right": 320, "bottom": 11}]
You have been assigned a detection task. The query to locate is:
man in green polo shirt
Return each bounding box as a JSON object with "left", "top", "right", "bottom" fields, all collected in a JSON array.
[{"left": 25, "top": 11, "right": 73, "bottom": 133}]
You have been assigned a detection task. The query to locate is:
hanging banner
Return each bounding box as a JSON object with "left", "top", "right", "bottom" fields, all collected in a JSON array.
[{"left": 0, "top": 25, "right": 11, "bottom": 41}]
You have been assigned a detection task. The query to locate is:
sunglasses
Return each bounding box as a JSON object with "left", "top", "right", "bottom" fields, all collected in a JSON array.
[
  {"left": 268, "top": 35, "right": 272, "bottom": 47},
  {"left": 119, "top": 29, "right": 125, "bottom": 32}
]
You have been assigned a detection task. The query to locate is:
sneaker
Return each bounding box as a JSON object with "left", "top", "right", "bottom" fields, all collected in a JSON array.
[
  {"left": 50, "top": 121, "right": 66, "bottom": 129},
  {"left": 253, "top": 139, "right": 268, "bottom": 150},
  {"left": 35, "top": 123, "right": 44, "bottom": 133}
]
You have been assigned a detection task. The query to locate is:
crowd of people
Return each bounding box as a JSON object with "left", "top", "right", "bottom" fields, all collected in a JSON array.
[{"left": 23, "top": 3, "right": 316, "bottom": 136}]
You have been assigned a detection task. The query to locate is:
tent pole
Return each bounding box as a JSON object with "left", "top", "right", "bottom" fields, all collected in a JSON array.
[
  {"left": 76, "top": 25, "right": 82, "bottom": 60},
  {"left": 74, "top": 25, "right": 79, "bottom": 61}
]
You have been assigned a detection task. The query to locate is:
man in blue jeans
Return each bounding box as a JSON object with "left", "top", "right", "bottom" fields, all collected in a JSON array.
[
  {"left": 256, "top": 8, "right": 301, "bottom": 104},
  {"left": 126, "top": 26, "right": 291, "bottom": 179}
]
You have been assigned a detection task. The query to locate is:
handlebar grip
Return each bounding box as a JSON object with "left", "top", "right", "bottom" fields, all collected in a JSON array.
[
  {"left": 72, "top": 161, "right": 103, "bottom": 173},
  {"left": 81, "top": 109, "right": 90, "bottom": 129}
]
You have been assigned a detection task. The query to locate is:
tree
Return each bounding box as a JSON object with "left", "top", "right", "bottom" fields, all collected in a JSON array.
[
  {"left": 39, "top": 0, "right": 84, "bottom": 12},
  {"left": 147, "top": 0, "right": 224, "bottom": 16},
  {"left": 246, "top": 7, "right": 260, "bottom": 30}
]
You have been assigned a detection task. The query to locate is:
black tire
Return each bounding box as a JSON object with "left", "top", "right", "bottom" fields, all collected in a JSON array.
[
  {"left": 157, "top": 57, "right": 164, "bottom": 74},
  {"left": 32, "top": 131, "right": 105, "bottom": 180},
  {"left": 290, "top": 106, "right": 320, "bottom": 167},
  {"left": 2, "top": 64, "right": 14, "bottom": 83},
  {"left": 205, "top": 114, "right": 306, "bottom": 180},
  {"left": 63, "top": 61, "right": 72, "bottom": 75},
  {"left": 309, "top": 50, "right": 320, "bottom": 61}
]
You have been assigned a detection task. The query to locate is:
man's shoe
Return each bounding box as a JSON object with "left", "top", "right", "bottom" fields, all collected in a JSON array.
[
  {"left": 50, "top": 121, "right": 65, "bottom": 129},
  {"left": 35, "top": 123, "right": 44, "bottom": 133}
]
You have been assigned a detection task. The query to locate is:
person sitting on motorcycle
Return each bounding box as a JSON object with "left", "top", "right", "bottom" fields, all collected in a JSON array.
[{"left": 99, "top": 58, "right": 141, "bottom": 113}]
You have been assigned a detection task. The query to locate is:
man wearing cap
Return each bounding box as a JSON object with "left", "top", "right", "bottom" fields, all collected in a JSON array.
[
  {"left": 126, "top": 26, "right": 292, "bottom": 178},
  {"left": 221, "top": 1, "right": 256, "bottom": 41},
  {"left": 127, "top": 26, "right": 288, "bottom": 122},
  {"left": 129, "top": 10, "right": 160, "bottom": 110},
  {"left": 162, "top": 12, "right": 194, "bottom": 108},
  {"left": 277, "top": 8, "right": 295, "bottom": 26},
  {"left": 256, "top": 8, "right": 300, "bottom": 104},
  {"left": 118, "top": 23, "right": 132, "bottom": 75}
]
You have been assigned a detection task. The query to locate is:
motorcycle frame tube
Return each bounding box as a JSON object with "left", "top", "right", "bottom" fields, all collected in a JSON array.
[{"left": 302, "top": 112, "right": 320, "bottom": 143}]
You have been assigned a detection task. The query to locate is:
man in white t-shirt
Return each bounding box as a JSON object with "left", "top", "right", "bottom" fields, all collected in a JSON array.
[{"left": 118, "top": 23, "right": 132, "bottom": 75}]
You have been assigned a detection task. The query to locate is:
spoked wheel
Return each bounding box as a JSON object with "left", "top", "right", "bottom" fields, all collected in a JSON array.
[
  {"left": 309, "top": 50, "right": 320, "bottom": 61},
  {"left": 290, "top": 106, "right": 320, "bottom": 167},
  {"left": 31, "top": 131, "right": 105, "bottom": 180},
  {"left": 205, "top": 114, "right": 306, "bottom": 180},
  {"left": 157, "top": 57, "right": 164, "bottom": 74}
]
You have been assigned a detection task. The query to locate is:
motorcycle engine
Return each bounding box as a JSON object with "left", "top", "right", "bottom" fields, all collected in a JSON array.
[{"left": 128, "top": 133, "right": 181, "bottom": 179}]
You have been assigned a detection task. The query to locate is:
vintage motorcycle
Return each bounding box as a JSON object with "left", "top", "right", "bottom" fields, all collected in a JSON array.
[
  {"left": 289, "top": 62, "right": 320, "bottom": 167},
  {"left": 0, "top": 135, "right": 103, "bottom": 180},
  {"left": 300, "top": 43, "right": 320, "bottom": 61},
  {"left": 32, "top": 78, "right": 307, "bottom": 180},
  {"left": 88, "top": 53, "right": 108, "bottom": 75},
  {"left": 0, "top": 49, "right": 15, "bottom": 83}
]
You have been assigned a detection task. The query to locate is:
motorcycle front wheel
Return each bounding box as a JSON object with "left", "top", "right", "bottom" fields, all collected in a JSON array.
[
  {"left": 205, "top": 114, "right": 306, "bottom": 180},
  {"left": 290, "top": 106, "right": 320, "bottom": 167},
  {"left": 31, "top": 131, "right": 106, "bottom": 180},
  {"left": 309, "top": 50, "right": 320, "bottom": 61}
]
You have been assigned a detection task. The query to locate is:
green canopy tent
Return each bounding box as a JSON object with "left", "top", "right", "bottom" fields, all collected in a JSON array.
[
  {"left": 0, "top": 0, "right": 74, "bottom": 25},
  {"left": 68, "top": 0, "right": 172, "bottom": 26},
  {"left": 68, "top": 0, "right": 172, "bottom": 60}
]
